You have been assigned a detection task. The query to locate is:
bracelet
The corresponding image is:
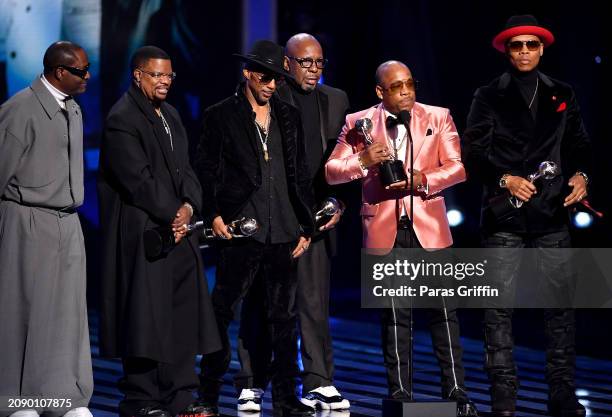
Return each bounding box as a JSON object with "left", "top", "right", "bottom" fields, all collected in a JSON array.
[{"left": 357, "top": 153, "right": 367, "bottom": 171}]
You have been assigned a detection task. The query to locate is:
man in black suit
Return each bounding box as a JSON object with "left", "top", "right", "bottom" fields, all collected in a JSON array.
[
  {"left": 463, "top": 15, "right": 591, "bottom": 417},
  {"left": 235, "top": 33, "right": 351, "bottom": 411},
  {"left": 98, "top": 46, "right": 220, "bottom": 417},
  {"left": 194, "top": 40, "right": 315, "bottom": 417}
]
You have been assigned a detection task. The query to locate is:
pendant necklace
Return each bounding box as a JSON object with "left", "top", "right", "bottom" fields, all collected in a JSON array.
[{"left": 255, "top": 105, "right": 271, "bottom": 162}]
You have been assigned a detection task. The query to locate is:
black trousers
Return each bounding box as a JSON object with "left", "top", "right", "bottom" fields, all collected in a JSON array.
[
  {"left": 381, "top": 226, "right": 467, "bottom": 398},
  {"left": 483, "top": 230, "right": 577, "bottom": 397},
  {"left": 199, "top": 239, "right": 300, "bottom": 403},
  {"left": 118, "top": 241, "right": 200, "bottom": 416},
  {"left": 236, "top": 237, "right": 334, "bottom": 393}
]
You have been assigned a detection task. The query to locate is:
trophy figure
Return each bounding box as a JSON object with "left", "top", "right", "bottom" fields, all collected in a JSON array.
[
  {"left": 201, "top": 217, "right": 259, "bottom": 239},
  {"left": 144, "top": 217, "right": 259, "bottom": 258},
  {"left": 355, "top": 118, "right": 407, "bottom": 186},
  {"left": 314, "top": 197, "right": 342, "bottom": 229},
  {"left": 510, "top": 161, "right": 559, "bottom": 208}
]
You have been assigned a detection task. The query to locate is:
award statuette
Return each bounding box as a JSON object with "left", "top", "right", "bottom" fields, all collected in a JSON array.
[
  {"left": 355, "top": 118, "right": 407, "bottom": 186},
  {"left": 144, "top": 217, "right": 259, "bottom": 258},
  {"left": 510, "top": 161, "right": 559, "bottom": 208},
  {"left": 314, "top": 197, "right": 342, "bottom": 229}
]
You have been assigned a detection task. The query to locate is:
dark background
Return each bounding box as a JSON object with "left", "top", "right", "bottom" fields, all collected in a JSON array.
[{"left": 2, "top": 0, "right": 611, "bottom": 358}]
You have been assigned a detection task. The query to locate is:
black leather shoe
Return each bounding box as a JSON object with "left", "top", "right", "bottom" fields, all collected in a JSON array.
[
  {"left": 179, "top": 402, "right": 219, "bottom": 417},
  {"left": 273, "top": 396, "right": 315, "bottom": 416},
  {"left": 548, "top": 385, "right": 586, "bottom": 417},
  {"left": 448, "top": 387, "right": 479, "bottom": 417},
  {"left": 135, "top": 407, "right": 172, "bottom": 417}
]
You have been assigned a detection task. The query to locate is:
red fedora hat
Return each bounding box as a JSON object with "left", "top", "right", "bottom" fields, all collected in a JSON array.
[{"left": 492, "top": 15, "right": 554, "bottom": 52}]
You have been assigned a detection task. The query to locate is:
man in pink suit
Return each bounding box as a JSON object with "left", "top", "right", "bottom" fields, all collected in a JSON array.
[{"left": 326, "top": 60, "right": 477, "bottom": 416}]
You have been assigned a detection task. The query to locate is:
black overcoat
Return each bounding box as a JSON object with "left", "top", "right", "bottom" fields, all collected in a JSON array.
[{"left": 97, "top": 83, "right": 221, "bottom": 361}]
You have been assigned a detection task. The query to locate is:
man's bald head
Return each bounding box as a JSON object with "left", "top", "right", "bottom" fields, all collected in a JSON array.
[
  {"left": 375, "top": 60, "right": 409, "bottom": 86},
  {"left": 43, "top": 41, "right": 84, "bottom": 74},
  {"left": 285, "top": 33, "right": 321, "bottom": 56},
  {"left": 375, "top": 60, "right": 416, "bottom": 114}
]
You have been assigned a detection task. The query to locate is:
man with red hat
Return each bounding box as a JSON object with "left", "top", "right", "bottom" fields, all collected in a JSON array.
[{"left": 463, "top": 15, "right": 591, "bottom": 417}]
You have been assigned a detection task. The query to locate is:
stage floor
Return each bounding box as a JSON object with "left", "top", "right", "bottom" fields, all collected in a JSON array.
[{"left": 88, "top": 314, "right": 612, "bottom": 417}]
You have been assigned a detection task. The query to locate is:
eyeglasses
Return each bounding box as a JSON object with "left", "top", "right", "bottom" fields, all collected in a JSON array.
[
  {"left": 287, "top": 56, "right": 328, "bottom": 69},
  {"left": 506, "top": 40, "right": 542, "bottom": 52},
  {"left": 138, "top": 68, "right": 177, "bottom": 81},
  {"left": 380, "top": 79, "right": 419, "bottom": 94},
  {"left": 252, "top": 72, "right": 282, "bottom": 84},
  {"left": 57, "top": 64, "right": 90, "bottom": 79}
]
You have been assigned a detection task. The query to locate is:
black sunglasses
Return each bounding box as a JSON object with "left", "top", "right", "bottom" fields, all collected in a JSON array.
[
  {"left": 58, "top": 64, "right": 90, "bottom": 79},
  {"left": 252, "top": 72, "right": 283, "bottom": 84},
  {"left": 506, "top": 40, "right": 542, "bottom": 52}
]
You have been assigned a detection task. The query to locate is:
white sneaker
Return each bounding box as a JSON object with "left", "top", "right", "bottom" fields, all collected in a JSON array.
[
  {"left": 301, "top": 386, "right": 350, "bottom": 410},
  {"left": 62, "top": 407, "right": 93, "bottom": 417},
  {"left": 9, "top": 410, "right": 39, "bottom": 417},
  {"left": 237, "top": 388, "right": 265, "bottom": 412}
]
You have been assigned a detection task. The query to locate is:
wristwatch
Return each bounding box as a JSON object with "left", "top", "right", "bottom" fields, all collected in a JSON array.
[{"left": 499, "top": 174, "right": 510, "bottom": 188}]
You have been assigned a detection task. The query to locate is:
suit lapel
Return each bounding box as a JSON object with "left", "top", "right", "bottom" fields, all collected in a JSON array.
[
  {"left": 233, "top": 89, "right": 261, "bottom": 159},
  {"left": 409, "top": 103, "right": 429, "bottom": 164}
]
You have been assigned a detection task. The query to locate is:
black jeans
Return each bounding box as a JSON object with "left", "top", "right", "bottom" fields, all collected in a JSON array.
[
  {"left": 199, "top": 239, "right": 299, "bottom": 403},
  {"left": 483, "top": 229, "right": 577, "bottom": 397},
  {"left": 236, "top": 237, "right": 335, "bottom": 393}
]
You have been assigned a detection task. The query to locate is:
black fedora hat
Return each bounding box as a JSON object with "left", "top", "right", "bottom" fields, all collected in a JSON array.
[
  {"left": 492, "top": 15, "right": 555, "bottom": 52},
  {"left": 233, "top": 39, "right": 291, "bottom": 77}
]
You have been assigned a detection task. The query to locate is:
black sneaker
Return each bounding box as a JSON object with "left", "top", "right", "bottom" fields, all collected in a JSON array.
[
  {"left": 301, "top": 386, "right": 350, "bottom": 410},
  {"left": 237, "top": 388, "right": 264, "bottom": 412},
  {"left": 178, "top": 402, "right": 218, "bottom": 417}
]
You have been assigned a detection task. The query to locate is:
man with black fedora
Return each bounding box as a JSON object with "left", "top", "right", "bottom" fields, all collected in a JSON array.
[
  {"left": 194, "top": 39, "right": 315, "bottom": 416},
  {"left": 463, "top": 15, "right": 592, "bottom": 417}
]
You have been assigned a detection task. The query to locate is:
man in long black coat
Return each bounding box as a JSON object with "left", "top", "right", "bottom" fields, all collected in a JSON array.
[
  {"left": 194, "top": 40, "right": 315, "bottom": 416},
  {"left": 97, "top": 45, "right": 220, "bottom": 417}
]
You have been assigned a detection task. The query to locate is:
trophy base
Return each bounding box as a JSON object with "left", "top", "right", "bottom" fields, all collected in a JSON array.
[
  {"left": 382, "top": 398, "right": 457, "bottom": 417},
  {"left": 380, "top": 159, "right": 408, "bottom": 186}
]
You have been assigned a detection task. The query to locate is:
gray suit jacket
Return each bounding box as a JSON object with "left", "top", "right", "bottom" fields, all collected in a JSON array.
[{"left": 0, "top": 77, "right": 83, "bottom": 208}]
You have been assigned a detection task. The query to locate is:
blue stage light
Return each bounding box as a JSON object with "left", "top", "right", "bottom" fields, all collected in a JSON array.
[
  {"left": 573, "top": 212, "right": 593, "bottom": 228},
  {"left": 447, "top": 209, "right": 464, "bottom": 227}
]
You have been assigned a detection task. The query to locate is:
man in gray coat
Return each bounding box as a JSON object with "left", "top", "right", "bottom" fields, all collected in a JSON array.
[{"left": 0, "top": 41, "right": 93, "bottom": 417}]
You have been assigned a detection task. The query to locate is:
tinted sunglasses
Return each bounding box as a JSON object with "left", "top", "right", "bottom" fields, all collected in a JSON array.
[
  {"left": 58, "top": 64, "right": 90, "bottom": 79},
  {"left": 253, "top": 72, "right": 283, "bottom": 84},
  {"left": 507, "top": 40, "right": 542, "bottom": 52},
  {"left": 381, "top": 79, "right": 419, "bottom": 95}
]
